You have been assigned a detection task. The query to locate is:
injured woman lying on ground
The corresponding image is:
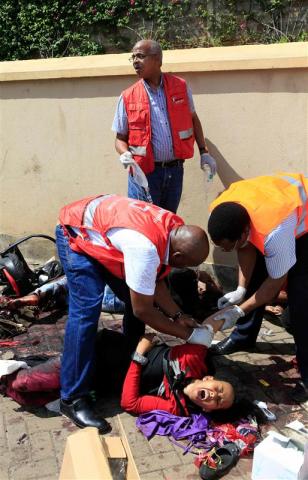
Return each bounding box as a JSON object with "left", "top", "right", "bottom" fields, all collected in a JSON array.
[
  {"left": 0, "top": 326, "right": 253, "bottom": 421},
  {"left": 0, "top": 267, "right": 262, "bottom": 421}
]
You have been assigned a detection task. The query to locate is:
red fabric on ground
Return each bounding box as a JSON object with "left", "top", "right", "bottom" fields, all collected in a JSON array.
[
  {"left": 4, "top": 357, "right": 60, "bottom": 407},
  {"left": 11, "top": 357, "right": 60, "bottom": 392}
]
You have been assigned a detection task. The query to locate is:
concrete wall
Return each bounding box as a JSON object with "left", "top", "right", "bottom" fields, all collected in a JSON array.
[{"left": 0, "top": 42, "right": 307, "bottom": 265}]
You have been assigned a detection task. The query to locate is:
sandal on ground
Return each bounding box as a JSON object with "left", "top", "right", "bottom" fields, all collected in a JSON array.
[{"left": 199, "top": 442, "right": 240, "bottom": 480}]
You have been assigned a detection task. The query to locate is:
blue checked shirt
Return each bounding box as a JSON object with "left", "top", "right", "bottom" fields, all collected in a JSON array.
[{"left": 112, "top": 76, "right": 195, "bottom": 162}]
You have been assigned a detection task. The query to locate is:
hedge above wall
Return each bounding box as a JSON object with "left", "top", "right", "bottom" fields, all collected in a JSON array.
[{"left": 0, "top": 0, "right": 307, "bottom": 61}]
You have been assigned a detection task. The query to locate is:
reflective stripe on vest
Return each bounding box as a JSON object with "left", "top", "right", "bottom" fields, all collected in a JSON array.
[
  {"left": 83, "top": 194, "right": 114, "bottom": 228},
  {"left": 129, "top": 146, "right": 147, "bottom": 157},
  {"left": 279, "top": 174, "right": 308, "bottom": 236},
  {"left": 179, "top": 128, "right": 193, "bottom": 140}
]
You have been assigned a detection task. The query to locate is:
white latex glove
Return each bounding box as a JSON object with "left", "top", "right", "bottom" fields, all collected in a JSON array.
[
  {"left": 213, "top": 305, "right": 245, "bottom": 330},
  {"left": 200, "top": 153, "right": 217, "bottom": 176},
  {"left": 119, "top": 151, "right": 150, "bottom": 193},
  {"left": 217, "top": 286, "right": 247, "bottom": 309},
  {"left": 119, "top": 151, "right": 134, "bottom": 169},
  {"left": 187, "top": 325, "right": 214, "bottom": 347}
]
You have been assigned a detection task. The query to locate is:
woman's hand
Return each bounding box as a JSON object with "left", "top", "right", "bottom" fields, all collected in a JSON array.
[{"left": 136, "top": 333, "right": 157, "bottom": 356}]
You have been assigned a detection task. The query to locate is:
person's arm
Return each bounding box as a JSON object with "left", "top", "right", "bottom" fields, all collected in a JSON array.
[
  {"left": 239, "top": 273, "right": 288, "bottom": 314},
  {"left": 115, "top": 133, "right": 129, "bottom": 155},
  {"left": 238, "top": 242, "right": 257, "bottom": 288},
  {"left": 112, "top": 95, "right": 131, "bottom": 156},
  {"left": 192, "top": 111, "right": 217, "bottom": 175},
  {"left": 191, "top": 112, "right": 207, "bottom": 152},
  {"left": 130, "top": 288, "right": 193, "bottom": 340},
  {"left": 217, "top": 243, "right": 257, "bottom": 309},
  {"left": 120, "top": 362, "right": 175, "bottom": 414},
  {"left": 154, "top": 279, "right": 198, "bottom": 329},
  {"left": 211, "top": 273, "right": 288, "bottom": 327}
]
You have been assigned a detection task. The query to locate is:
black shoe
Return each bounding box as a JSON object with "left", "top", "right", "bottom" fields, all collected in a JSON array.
[
  {"left": 60, "top": 396, "right": 111, "bottom": 434},
  {"left": 291, "top": 381, "right": 308, "bottom": 403},
  {"left": 199, "top": 442, "right": 240, "bottom": 479},
  {"left": 209, "top": 337, "right": 255, "bottom": 356}
]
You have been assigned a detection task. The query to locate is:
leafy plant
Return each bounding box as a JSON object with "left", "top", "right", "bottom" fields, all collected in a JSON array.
[{"left": 0, "top": 0, "right": 307, "bottom": 61}]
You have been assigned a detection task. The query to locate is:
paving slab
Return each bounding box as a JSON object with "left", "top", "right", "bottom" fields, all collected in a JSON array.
[{"left": 0, "top": 311, "right": 307, "bottom": 479}]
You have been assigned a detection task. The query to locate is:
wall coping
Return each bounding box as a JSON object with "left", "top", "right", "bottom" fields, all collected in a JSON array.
[{"left": 0, "top": 42, "right": 307, "bottom": 82}]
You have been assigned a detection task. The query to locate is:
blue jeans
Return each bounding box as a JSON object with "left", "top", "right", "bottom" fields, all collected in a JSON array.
[
  {"left": 128, "top": 163, "right": 184, "bottom": 213},
  {"left": 55, "top": 225, "right": 145, "bottom": 400},
  {"left": 102, "top": 285, "right": 125, "bottom": 313}
]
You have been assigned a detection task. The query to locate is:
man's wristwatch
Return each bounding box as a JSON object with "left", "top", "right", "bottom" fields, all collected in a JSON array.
[
  {"left": 171, "top": 311, "right": 183, "bottom": 321},
  {"left": 131, "top": 351, "right": 148, "bottom": 366},
  {"left": 199, "top": 146, "right": 208, "bottom": 155}
]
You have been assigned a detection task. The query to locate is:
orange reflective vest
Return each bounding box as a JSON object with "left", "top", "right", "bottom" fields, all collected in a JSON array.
[
  {"left": 210, "top": 172, "right": 308, "bottom": 253},
  {"left": 59, "top": 194, "right": 184, "bottom": 279},
  {"left": 122, "top": 73, "right": 195, "bottom": 174}
]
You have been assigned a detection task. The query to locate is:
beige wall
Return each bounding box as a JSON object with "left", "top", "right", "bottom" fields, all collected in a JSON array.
[{"left": 0, "top": 42, "right": 307, "bottom": 264}]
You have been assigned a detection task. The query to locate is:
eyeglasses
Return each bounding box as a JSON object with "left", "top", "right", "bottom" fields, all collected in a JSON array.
[{"left": 129, "top": 53, "right": 156, "bottom": 63}]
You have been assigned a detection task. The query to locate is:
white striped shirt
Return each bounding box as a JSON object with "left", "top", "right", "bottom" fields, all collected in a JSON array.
[{"left": 264, "top": 212, "right": 297, "bottom": 278}]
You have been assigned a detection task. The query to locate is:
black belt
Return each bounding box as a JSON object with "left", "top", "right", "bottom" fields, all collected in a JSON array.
[{"left": 154, "top": 160, "right": 184, "bottom": 168}]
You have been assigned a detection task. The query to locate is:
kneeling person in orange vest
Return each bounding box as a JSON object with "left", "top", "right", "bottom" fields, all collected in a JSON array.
[
  {"left": 207, "top": 172, "right": 308, "bottom": 403},
  {"left": 56, "top": 194, "right": 212, "bottom": 432}
]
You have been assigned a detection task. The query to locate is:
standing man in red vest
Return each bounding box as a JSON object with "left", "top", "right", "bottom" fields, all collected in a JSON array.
[
  {"left": 206, "top": 173, "right": 308, "bottom": 403},
  {"left": 112, "top": 39, "right": 217, "bottom": 213},
  {"left": 56, "top": 194, "right": 213, "bottom": 432}
]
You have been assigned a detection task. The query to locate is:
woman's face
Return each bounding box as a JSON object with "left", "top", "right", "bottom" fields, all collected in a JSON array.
[{"left": 184, "top": 376, "right": 235, "bottom": 412}]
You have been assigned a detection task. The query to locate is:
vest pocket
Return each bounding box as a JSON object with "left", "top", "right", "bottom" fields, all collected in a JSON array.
[
  {"left": 127, "top": 103, "right": 147, "bottom": 124},
  {"left": 129, "top": 121, "right": 147, "bottom": 146}
]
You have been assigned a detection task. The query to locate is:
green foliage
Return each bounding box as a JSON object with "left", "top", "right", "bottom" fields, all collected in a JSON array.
[{"left": 0, "top": 0, "right": 307, "bottom": 61}]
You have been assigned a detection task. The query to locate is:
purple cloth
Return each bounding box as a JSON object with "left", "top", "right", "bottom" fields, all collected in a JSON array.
[{"left": 136, "top": 410, "right": 212, "bottom": 453}]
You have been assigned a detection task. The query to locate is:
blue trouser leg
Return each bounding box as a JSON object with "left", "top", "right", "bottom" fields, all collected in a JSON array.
[
  {"left": 128, "top": 165, "right": 184, "bottom": 213},
  {"left": 288, "top": 233, "right": 308, "bottom": 385},
  {"left": 127, "top": 173, "right": 152, "bottom": 202},
  {"left": 230, "top": 250, "right": 267, "bottom": 345},
  {"left": 56, "top": 225, "right": 106, "bottom": 400}
]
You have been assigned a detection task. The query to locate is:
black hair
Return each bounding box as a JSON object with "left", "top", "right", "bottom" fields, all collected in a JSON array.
[
  {"left": 208, "top": 202, "right": 250, "bottom": 243},
  {"left": 206, "top": 364, "right": 268, "bottom": 425}
]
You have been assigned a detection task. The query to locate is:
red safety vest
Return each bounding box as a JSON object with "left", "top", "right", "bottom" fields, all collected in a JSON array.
[
  {"left": 59, "top": 194, "right": 184, "bottom": 280},
  {"left": 210, "top": 172, "right": 308, "bottom": 253},
  {"left": 122, "top": 73, "right": 195, "bottom": 174}
]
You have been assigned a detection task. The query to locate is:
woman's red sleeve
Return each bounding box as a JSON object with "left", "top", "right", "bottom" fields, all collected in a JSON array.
[{"left": 121, "top": 361, "right": 175, "bottom": 414}]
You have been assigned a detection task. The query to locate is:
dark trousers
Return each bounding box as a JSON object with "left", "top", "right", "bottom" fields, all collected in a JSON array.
[{"left": 230, "top": 233, "right": 308, "bottom": 385}]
